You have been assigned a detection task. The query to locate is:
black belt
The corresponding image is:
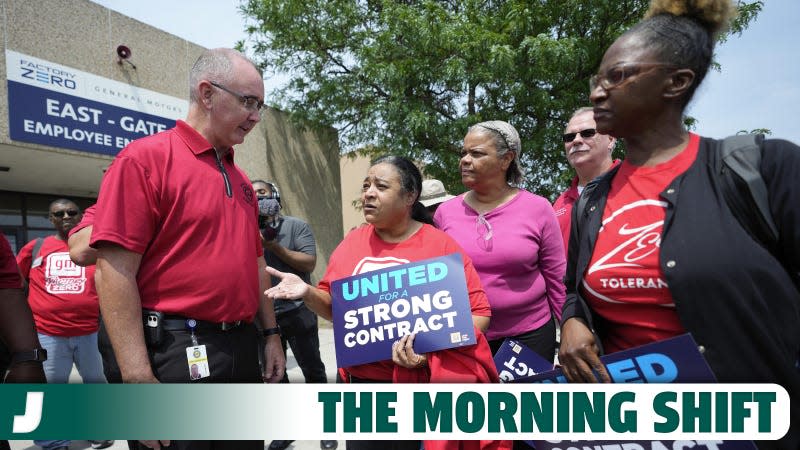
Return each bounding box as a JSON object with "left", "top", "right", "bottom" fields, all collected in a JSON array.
[{"left": 160, "top": 315, "right": 245, "bottom": 332}]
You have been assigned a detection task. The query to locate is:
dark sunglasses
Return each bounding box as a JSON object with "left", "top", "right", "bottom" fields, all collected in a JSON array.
[
  {"left": 562, "top": 128, "right": 597, "bottom": 143},
  {"left": 50, "top": 209, "right": 79, "bottom": 218}
]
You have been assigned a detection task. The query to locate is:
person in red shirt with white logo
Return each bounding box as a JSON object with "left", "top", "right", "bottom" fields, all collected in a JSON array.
[
  {"left": 16, "top": 200, "right": 104, "bottom": 384},
  {"left": 552, "top": 107, "right": 618, "bottom": 251},
  {"left": 17, "top": 199, "right": 113, "bottom": 450},
  {"left": 91, "top": 48, "right": 283, "bottom": 450},
  {"left": 558, "top": 1, "right": 800, "bottom": 448}
]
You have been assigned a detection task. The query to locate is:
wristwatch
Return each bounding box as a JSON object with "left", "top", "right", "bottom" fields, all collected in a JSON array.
[
  {"left": 10, "top": 348, "right": 48, "bottom": 364},
  {"left": 262, "top": 326, "right": 281, "bottom": 337}
]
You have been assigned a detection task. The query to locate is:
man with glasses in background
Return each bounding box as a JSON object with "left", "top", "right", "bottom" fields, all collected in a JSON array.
[
  {"left": 16, "top": 199, "right": 112, "bottom": 450},
  {"left": 91, "top": 48, "right": 284, "bottom": 450},
  {"left": 553, "top": 107, "right": 619, "bottom": 251}
]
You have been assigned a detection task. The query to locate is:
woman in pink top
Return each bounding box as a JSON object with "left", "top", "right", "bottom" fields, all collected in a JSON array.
[{"left": 434, "top": 120, "right": 566, "bottom": 361}]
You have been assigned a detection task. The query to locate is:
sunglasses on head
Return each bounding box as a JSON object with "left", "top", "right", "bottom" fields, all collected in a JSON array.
[
  {"left": 562, "top": 128, "right": 597, "bottom": 143},
  {"left": 51, "top": 209, "right": 79, "bottom": 218}
]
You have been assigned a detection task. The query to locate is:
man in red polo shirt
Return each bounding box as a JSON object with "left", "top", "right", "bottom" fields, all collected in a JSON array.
[
  {"left": 553, "top": 107, "right": 619, "bottom": 251},
  {"left": 91, "top": 48, "right": 284, "bottom": 450}
]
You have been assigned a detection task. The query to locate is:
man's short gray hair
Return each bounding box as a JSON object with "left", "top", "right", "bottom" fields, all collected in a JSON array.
[
  {"left": 468, "top": 120, "right": 524, "bottom": 185},
  {"left": 569, "top": 106, "right": 594, "bottom": 122},
  {"left": 188, "top": 48, "right": 260, "bottom": 103}
]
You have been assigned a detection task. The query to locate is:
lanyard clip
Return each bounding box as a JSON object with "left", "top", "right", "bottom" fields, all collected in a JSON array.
[{"left": 185, "top": 319, "right": 199, "bottom": 346}]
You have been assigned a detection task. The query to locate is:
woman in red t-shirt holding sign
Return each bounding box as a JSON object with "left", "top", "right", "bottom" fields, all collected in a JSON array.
[
  {"left": 265, "top": 155, "right": 508, "bottom": 450},
  {"left": 559, "top": 0, "right": 800, "bottom": 448}
]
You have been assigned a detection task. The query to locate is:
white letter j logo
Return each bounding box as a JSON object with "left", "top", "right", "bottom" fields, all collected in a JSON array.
[{"left": 13, "top": 392, "right": 44, "bottom": 433}]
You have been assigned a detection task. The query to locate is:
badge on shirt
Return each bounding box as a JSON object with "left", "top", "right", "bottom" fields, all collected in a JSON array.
[
  {"left": 186, "top": 345, "right": 210, "bottom": 380},
  {"left": 32, "top": 256, "right": 43, "bottom": 268}
]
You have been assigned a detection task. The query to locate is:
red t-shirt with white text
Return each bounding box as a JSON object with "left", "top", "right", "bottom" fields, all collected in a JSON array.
[
  {"left": 16, "top": 236, "right": 99, "bottom": 336},
  {"left": 319, "top": 223, "right": 491, "bottom": 381},
  {"left": 582, "top": 134, "right": 700, "bottom": 353}
]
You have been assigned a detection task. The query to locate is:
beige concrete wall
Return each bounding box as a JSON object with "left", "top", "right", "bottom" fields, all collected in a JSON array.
[
  {"left": 0, "top": 0, "right": 270, "bottom": 191},
  {"left": 256, "top": 108, "right": 342, "bottom": 284},
  {"left": 339, "top": 152, "right": 371, "bottom": 235},
  {"left": 0, "top": 0, "right": 342, "bottom": 281}
]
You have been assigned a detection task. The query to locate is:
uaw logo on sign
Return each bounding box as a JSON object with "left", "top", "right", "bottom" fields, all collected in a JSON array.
[{"left": 44, "top": 252, "right": 86, "bottom": 294}]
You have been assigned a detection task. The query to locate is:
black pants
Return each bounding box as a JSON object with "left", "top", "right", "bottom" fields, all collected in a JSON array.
[
  {"left": 138, "top": 441, "right": 263, "bottom": 450},
  {"left": 338, "top": 375, "right": 420, "bottom": 450},
  {"left": 95, "top": 318, "right": 139, "bottom": 450},
  {"left": 98, "top": 317, "right": 123, "bottom": 384},
  {"left": 136, "top": 323, "right": 263, "bottom": 450},
  {"left": 489, "top": 315, "right": 557, "bottom": 362},
  {"left": 277, "top": 304, "right": 327, "bottom": 383},
  {"left": 346, "top": 440, "right": 420, "bottom": 450},
  {"left": 0, "top": 339, "right": 9, "bottom": 375}
]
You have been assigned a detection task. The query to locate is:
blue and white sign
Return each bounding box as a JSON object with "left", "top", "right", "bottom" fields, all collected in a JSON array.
[
  {"left": 535, "top": 441, "right": 757, "bottom": 450},
  {"left": 522, "top": 334, "right": 758, "bottom": 450},
  {"left": 5, "top": 50, "right": 187, "bottom": 155},
  {"left": 493, "top": 338, "right": 554, "bottom": 382},
  {"left": 514, "top": 334, "right": 716, "bottom": 384},
  {"left": 330, "top": 253, "right": 477, "bottom": 368}
]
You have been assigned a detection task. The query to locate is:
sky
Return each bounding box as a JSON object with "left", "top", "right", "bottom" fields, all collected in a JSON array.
[{"left": 90, "top": 0, "right": 800, "bottom": 144}]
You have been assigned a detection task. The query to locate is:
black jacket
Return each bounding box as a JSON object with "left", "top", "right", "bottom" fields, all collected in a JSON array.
[{"left": 562, "top": 137, "right": 800, "bottom": 450}]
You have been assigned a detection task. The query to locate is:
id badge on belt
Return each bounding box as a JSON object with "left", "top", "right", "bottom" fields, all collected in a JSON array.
[{"left": 185, "top": 319, "right": 210, "bottom": 380}]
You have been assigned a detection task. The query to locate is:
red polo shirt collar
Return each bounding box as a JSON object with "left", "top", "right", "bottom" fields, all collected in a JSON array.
[{"left": 173, "top": 120, "right": 235, "bottom": 160}]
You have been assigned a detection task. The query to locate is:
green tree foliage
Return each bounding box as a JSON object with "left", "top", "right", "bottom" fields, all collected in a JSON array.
[{"left": 241, "top": 0, "right": 761, "bottom": 199}]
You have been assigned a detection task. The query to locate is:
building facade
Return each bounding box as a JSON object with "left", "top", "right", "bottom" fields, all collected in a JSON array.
[{"left": 0, "top": 0, "right": 342, "bottom": 282}]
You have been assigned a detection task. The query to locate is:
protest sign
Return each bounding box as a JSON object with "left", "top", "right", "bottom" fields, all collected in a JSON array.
[
  {"left": 536, "top": 441, "right": 757, "bottom": 450},
  {"left": 493, "top": 338, "right": 554, "bottom": 382},
  {"left": 516, "top": 334, "right": 715, "bottom": 384},
  {"left": 522, "top": 334, "right": 758, "bottom": 450},
  {"left": 331, "top": 253, "right": 476, "bottom": 367}
]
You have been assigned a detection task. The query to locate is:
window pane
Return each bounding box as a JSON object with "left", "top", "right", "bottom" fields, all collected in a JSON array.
[
  {"left": 0, "top": 192, "right": 23, "bottom": 226},
  {"left": 3, "top": 233, "right": 17, "bottom": 254},
  {"left": 25, "top": 229, "right": 54, "bottom": 242},
  {"left": 25, "top": 195, "right": 54, "bottom": 228}
]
